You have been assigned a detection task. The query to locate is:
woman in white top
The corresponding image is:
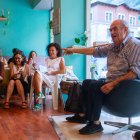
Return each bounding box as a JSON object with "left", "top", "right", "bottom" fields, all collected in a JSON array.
[
  {"left": 32, "top": 43, "right": 65, "bottom": 110},
  {"left": 4, "top": 50, "right": 29, "bottom": 109}
]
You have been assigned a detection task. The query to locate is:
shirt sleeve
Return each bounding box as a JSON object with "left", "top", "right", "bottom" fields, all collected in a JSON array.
[
  {"left": 93, "top": 45, "right": 110, "bottom": 57},
  {"left": 128, "top": 44, "right": 140, "bottom": 79}
]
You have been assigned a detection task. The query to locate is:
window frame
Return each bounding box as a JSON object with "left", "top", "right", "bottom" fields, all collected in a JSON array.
[
  {"left": 129, "top": 15, "right": 136, "bottom": 26},
  {"left": 105, "top": 11, "right": 113, "bottom": 22},
  {"left": 118, "top": 13, "right": 125, "bottom": 20}
]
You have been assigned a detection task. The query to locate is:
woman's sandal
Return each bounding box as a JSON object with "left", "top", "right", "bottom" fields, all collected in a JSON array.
[
  {"left": 4, "top": 102, "right": 10, "bottom": 109},
  {"left": 32, "top": 103, "right": 42, "bottom": 111},
  {"left": 21, "top": 101, "right": 27, "bottom": 109}
]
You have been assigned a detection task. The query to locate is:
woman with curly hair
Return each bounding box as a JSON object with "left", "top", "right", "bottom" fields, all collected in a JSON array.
[
  {"left": 4, "top": 50, "right": 29, "bottom": 109},
  {"left": 31, "top": 43, "right": 65, "bottom": 111}
]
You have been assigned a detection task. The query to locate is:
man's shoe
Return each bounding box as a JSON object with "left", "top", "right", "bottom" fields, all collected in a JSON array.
[
  {"left": 79, "top": 122, "right": 103, "bottom": 135},
  {"left": 66, "top": 114, "right": 87, "bottom": 124}
]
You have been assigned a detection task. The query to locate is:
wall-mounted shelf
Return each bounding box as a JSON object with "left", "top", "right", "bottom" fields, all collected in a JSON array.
[{"left": 0, "top": 17, "right": 7, "bottom": 21}]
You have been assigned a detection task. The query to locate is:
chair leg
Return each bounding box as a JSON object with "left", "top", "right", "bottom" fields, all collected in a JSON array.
[
  {"left": 58, "top": 89, "right": 65, "bottom": 109},
  {"left": 112, "top": 124, "right": 130, "bottom": 134},
  {"left": 129, "top": 123, "right": 140, "bottom": 131},
  {"left": 42, "top": 87, "right": 47, "bottom": 106},
  {"left": 34, "top": 92, "right": 36, "bottom": 105},
  {"left": 29, "top": 77, "right": 35, "bottom": 109},
  {"left": 104, "top": 121, "right": 127, "bottom": 128},
  {"left": 104, "top": 120, "right": 140, "bottom": 134},
  {"left": 51, "top": 84, "right": 58, "bottom": 110}
]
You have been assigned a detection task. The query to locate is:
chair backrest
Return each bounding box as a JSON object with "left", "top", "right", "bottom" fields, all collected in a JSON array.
[{"left": 103, "top": 80, "right": 140, "bottom": 117}]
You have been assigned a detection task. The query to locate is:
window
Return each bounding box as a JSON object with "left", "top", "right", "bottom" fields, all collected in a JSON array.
[
  {"left": 138, "top": 15, "right": 140, "bottom": 25},
  {"left": 130, "top": 31, "right": 134, "bottom": 36},
  {"left": 105, "top": 12, "right": 113, "bottom": 22},
  {"left": 86, "top": 0, "right": 140, "bottom": 79},
  {"left": 107, "top": 28, "right": 111, "bottom": 41},
  {"left": 118, "top": 13, "right": 125, "bottom": 20},
  {"left": 90, "top": 13, "right": 92, "bottom": 21},
  {"left": 129, "top": 16, "right": 136, "bottom": 26}
]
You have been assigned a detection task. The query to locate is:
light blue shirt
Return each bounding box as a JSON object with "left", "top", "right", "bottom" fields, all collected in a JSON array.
[{"left": 93, "top": 35, "right": 140, "bottom": 82}]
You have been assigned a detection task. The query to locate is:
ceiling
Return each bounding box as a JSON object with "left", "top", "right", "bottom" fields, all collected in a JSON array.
[{"left": 34, "top": 0, "right": 53, "bottom": 10}]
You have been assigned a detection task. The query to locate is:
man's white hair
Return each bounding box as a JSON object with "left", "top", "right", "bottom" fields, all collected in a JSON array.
[{"left": 121, "top": 20, "right": 130, "bottom": 33}]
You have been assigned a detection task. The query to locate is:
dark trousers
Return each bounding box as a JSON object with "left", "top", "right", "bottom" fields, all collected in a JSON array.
[{"left": 81, "top": 79, "right": 106, "bottom": 121}]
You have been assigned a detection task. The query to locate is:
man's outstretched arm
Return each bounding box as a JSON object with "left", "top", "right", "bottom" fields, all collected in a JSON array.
[{"left": 62, "top": 47, "right": 94, "bottom": 55}]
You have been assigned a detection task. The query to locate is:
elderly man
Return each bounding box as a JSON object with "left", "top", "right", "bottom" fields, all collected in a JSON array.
[{"left": 63, "top": 19, "right": 140, "bottom": 135}]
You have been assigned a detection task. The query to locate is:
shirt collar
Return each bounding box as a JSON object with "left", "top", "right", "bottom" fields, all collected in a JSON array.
[
  {"left": 112, "top": 34, "right": 131, "bottom": 52},
  {"left": 122, "top": 34, "right": 131, "bottom": 46}
]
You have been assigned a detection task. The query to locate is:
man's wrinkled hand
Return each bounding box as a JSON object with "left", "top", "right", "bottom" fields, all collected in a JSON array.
[
  {"left": 100, "top": 82, "right": 116, "bottom": 94},
  {"left": 62, "top": 48, "right": 73, "bottom": 55}
]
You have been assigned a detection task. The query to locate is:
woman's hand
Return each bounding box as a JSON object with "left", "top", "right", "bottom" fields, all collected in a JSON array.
[
  {"left": 32, "top": 63, "right": 37, "bottom": 69},
  {"left": 13, "top": 74, "right": 17, "bottom": 79},
  {"left": 13, "top": 73, "right": 20, "bottom": 79},
  {"left": 21, "top": 72, "right": 24, "bottom": 79}
]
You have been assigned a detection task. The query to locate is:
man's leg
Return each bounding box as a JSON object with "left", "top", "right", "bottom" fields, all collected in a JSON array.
[
  {"left": 79, "top": 80, "right": 105, "bottom": 134},
  {"left": 66, "top": 79, "right": 95, "bottom": 123}
]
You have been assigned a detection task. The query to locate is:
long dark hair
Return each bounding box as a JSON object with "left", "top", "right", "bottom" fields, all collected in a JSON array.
[
  {"left": 28, "top": 51, "right": 37, "bottom": 60},
  {"left": 13, "top": 50, "right": 27, "bottom": 66},
  {"left": 46, "top": 43, "right": 62, "bottom": 57}
]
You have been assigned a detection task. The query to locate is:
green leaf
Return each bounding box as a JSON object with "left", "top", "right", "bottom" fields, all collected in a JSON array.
[{"left": 74, "top": 38, "right": 80, "bottom": 44}]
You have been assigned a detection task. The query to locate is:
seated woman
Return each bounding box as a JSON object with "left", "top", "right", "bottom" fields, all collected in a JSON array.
[
  {"left": 0, "top": 50, "right": 8, "bottom": 81},
  {"left": 0, "top": 56, "right": 8, "bottom": 67},
  {"left": 27, "top": 50, "right": 37, "bottom": 75},
  {"left": 8, "top": 48, "right": 20, "bottom": 65},
  {"left": 27, "top": 51, "right": 37, "bottom": 65},
  {"left": 0, "top": 62, "right": 4, "bottom": 81},
  {"left": 4, "top": 50, "right": 29, "bottom": 109},
  {"left": 27, "top": 51, "right": 38, "bottom": 85},
  {"left": 32, "top": 43, "right": 65, "bottom": 111}
]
